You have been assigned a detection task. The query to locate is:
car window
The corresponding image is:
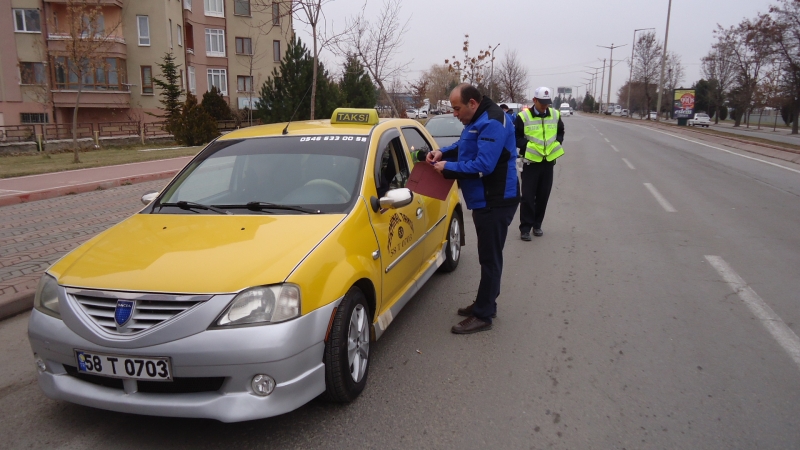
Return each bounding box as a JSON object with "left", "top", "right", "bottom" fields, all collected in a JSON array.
[
  {"left": 401, "top": 127, "right": 433, "bottom": 155},
  {"left": 374, "top": 136, "right": 410, "bottom": 198},
  {"left": 156, "top": 136, "right": 367, "bottom": 214},
  {"left": 425, "top": 116, "right": 464, "bottom": 137}
]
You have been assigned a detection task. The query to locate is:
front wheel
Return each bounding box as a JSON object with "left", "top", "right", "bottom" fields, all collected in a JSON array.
[
  {"left": 322, "top": 287, "right": 370, "bottom": 402},
  {"left": 438, "top": 211, "right": 462, "bottom": 273}
]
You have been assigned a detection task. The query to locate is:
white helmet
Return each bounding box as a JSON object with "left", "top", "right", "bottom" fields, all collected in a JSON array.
[{"left": 533, "top": 86, "right": 553, "bottom": 105}]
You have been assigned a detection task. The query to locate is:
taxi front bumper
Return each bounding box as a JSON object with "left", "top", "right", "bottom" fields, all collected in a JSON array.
[{"left": 28, "top": 300, "right": 340, "bottom": 423}]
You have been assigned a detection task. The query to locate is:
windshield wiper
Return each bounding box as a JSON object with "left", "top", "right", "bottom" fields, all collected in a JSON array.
[
  {"left": 159, "top": 201, "right": 231, "bottom": 215},
  {"left": 217, "top": 202, "right": 322, "bottom": 214}
]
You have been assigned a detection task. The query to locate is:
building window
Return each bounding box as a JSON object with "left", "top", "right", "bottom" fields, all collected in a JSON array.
[
  {"left": 52, "top": 57, "right": 126, "bottom": 91},
  {"left": 272, "top": 3, "right": 280, "bottom": 26},
  {"left": 177, "top": 24, "right": 183, "bottom": 47},
  {"left": 235, "top": 37, "right": 252, "bottom": 55},
  {"left": 273, "top": 40, "right": 281, "bottom": 62},
  {"left": 185, "top": 23, "right": 194, "bottom": 51},
  {"left": 205, "top": 29, "right": 225, "bottom": 57},
  {"left": 21, "top": 113, "right": 48, "bottom": 124},
  {"left": 204, "top": 0, "right": 224, "bottom": 17},
  {"left": 207, "top": 69, "right": 227, "bottom": 95},
  {"left": 188, "top": 66, "right": 196, "bottom": 94},
  {"left": 184, "top": 0, "right": 192, "bottom": 11},
  {"left": 137, "top": 16, "right": 150, "bottom": 46},
  {"left": 178, "top": 69, "right": 184, "bottom": 91},
  {"left": 14, "top": 9, "right": 41, "bottom": 33},
  {"left": 237, "top": 76, "right": 253, "bottom": 92},
  {"left": 141, "top": 66, "right": 154, "bottom": 94},
  {"left": 234, "top": 0, "right": 251, "bottom": 16},
  {"left": 169, "top": 19, "right": 173, "bottom": 49},
  {"left": 20, "top": 62, "right": 46, "bottom": 85}
]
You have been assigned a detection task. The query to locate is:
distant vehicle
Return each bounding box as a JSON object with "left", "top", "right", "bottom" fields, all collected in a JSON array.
[
  {"left": 688, "top": 113, "right": 711, "bottom": 127},
  {"left": 605, "top": 104, "right": 622, "bottom": 115},
  {"left": 424, "top": 113, "right": 464, "bottom": 148},
  {"left": 559, "top": 103, "right": 571, "bottom": 117},
  {"left": 405, "top": 108, "right": 420, "bottom": 119},
  {"left": 500, "top": 102, "right": 527, "bottom": 116},
  {"left": 621, "top": 109, "right": 629, "bottom": 117},
  {"left": 648, "top": 111, "right": 658, "bottom": 120}
]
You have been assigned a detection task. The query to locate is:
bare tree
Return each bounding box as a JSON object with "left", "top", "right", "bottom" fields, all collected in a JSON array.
[
  {"left": 445, "top": 35, "right": 493, "bottom": 86},
  {"left": 717, "top": 21, "right": 771, "bottom": 126},
  {"left": 702, "top": 35, "right": 737, "bottom": 124},
  {"left": 663, "top": 51, "right": 685, "bottom": 98},
  {"left": 341, "top": 0, "right": 410, "bottom": 117},
  {"left": 759, "top": 0, "right": 800, "bottom": 134},
  {"left": 49, "top": 0, "right": 122, "bottom": 162},
  {"left": 631, "top": 32, "right": 662, "bottom": 119},
  {"left": 496, "top": 49, "right": 529, "bottom": 102},
  {"left": 421, "top": 64, "right": 459, "bottom": 111},
  {"left": 408, "top": 76, "right": 428, "bottom": 107}
]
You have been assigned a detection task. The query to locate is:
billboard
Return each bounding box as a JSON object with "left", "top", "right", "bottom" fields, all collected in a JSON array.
[
  {"left": 557, "top": 87, "right": 572, "bottom": 95},
  {"left": 673, "top": 89, "right": 695, "bottom": 119}
]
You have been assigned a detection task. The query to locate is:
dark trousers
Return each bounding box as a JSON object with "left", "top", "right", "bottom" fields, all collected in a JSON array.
[
  {"left": 471, "top": 204, "right": 517, "bottom": 323},
  {"left": 519, "top": 161, "right": 555, "bottom": 232}
]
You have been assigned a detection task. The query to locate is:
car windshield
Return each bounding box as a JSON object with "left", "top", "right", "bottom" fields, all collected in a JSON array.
[
  {"left": 698, "top": 114, "right": 709, "bottom": 118},
  {"left": 425, "top": 116, "right": 464, "bottom": 137},
  {"left": 152, "top": 135, "right": 368, "bottom": 215}
]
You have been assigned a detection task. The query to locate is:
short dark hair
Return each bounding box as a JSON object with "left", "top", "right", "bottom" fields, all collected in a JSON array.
[
  {"left": 499, "top": 104, "right": 509, "bottom": 110},
  {"left": 455, "top": 83, "right": 482, "bottom": 105}
]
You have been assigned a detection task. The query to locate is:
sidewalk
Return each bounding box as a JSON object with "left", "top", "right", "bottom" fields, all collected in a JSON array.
[{"left": 0, "top": 156, "right": 192, "bottom": 207}]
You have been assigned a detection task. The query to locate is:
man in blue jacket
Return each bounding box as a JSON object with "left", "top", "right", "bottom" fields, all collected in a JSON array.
[{"left": 428, "top": 83, "right": 519, "bottom": 334}]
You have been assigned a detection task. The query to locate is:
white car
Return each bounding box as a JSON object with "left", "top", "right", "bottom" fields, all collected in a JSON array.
[
  {"left": 648, "top": 111, "right": 657, "bottom": 120},
  {"left": 688, "top": 113, "right": 711, "bottom": 127},
  {"left": 405, "top": 109, "right": 419, "bottom": 119}
]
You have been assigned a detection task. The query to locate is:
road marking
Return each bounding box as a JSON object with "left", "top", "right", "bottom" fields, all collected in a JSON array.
[
  {"left": 643, "top": 183, "right": 676, "bottom": 212},
  {"left": 604, "top": 137, "right": 610, "bottom": 143},
  {"left": 599, "top": 132, "right": 604, "bottom": 136},
  {"left": 610, "top": 145, "right": 619, "bottom": 152},
  {"left": 622, "top": 158, "right": 636, "bottom": 170},
  {"left": 705, "top": 255, "right": 800, "bottom": 372},
  {"left": 636, "top": 125, "right": 800, "bottom": 175}
]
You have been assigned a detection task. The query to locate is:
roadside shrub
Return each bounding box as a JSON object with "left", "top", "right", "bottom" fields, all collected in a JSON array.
[
  {"left": 201, "top": 86, "right": 233, "bottom": 121},
  {"left": 174, "top": 93, "right": 219, "bottom": 146}
]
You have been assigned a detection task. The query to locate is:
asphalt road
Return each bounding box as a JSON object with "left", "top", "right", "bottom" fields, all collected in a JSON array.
[{"left": 2, "top": 115, "right": 800, "bottom": 449}]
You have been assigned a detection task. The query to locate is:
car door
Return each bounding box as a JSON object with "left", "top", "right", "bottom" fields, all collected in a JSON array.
[
  {"left": 368, "top": 128, "right": 426, "bottom": 316},
  {"left": 400, "top": 125, "right": 448, "bottom": 262}
]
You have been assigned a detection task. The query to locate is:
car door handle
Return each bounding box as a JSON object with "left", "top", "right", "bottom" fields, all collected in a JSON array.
[
  {"left": 372, "top": 250, "right": 380, "bottom": 260},
  {"left": 416, "top": 208, "right": 423, "bottom": 219}
]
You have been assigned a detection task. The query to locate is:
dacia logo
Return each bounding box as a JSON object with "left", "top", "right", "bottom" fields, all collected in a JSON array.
[
  {"left": 114, "top": 300, "right": 134, "bottom": 327},
  {"left": 336, "top": 112, "right": 369, "bottom": 123}
]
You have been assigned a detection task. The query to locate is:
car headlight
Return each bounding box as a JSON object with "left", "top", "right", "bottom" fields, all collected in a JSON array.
[
  {"left": 33, "top": 274, "right": 61, "bottom": 319},
  {"left": 215, "top": 284, "right": 300, "bottom": 327}
]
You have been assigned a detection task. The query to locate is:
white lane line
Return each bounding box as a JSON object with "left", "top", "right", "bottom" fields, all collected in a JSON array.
[
  {"left": 643, "top": 183, "right": 676, "bottom": 212},
  {"left": 636, "top": 125, "right": 800, "bottom": 175},
  {"left": 622, "top": 158, "right": 636, "bottom": 170},
  {"left": 610, "top": 145, "right": 619, "bottom": 152},
  {"left": 604, "top": 137, "right": 610, "bottom": 143},
  {"left": 705, "top": 256, "right": 800, "bottom": 372},
  {"left": 599, "top": 132, "right": 604, "bottom": 136}
]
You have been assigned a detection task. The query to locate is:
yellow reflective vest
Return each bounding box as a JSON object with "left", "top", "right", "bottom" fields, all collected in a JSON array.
[{"left": 519, "top": 107, "right": 564, "bottom": 162}]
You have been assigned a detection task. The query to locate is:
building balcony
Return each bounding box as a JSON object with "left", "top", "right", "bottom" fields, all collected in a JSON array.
[
  {"left": 44, "top": 0, "right": 123, "bottom": 7},
  {"left": 51, "top": 89, "right": 130, "bottom": 109},
  {"left": 47, "top": 34, "right": 127, "bottom": 59}
]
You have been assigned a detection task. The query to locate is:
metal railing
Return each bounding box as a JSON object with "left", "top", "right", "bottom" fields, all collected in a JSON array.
[
  {"left": 98, "top": 121, "right": 140, "bottom": 138},
  {"left": 0, "top": 125, "right": 37, "bottom": 143},
  {"left": 44, "top": 123, "right": 94, "bottom": 141},
  {"left": 144, "top": 121, "right": 171, "bottom": 138}
]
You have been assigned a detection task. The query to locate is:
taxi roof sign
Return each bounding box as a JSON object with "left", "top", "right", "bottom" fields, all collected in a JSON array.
[{"left": 331, "top": 108, "right": 380, "bottom": 125}]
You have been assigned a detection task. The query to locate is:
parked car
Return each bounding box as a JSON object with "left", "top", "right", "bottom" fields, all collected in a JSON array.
[
  {"left": 688, "top": 113, "right": 711, "bottom": 127},
  {"left": 405, "top": 108, "right": 419, "bottom": 119},
  {"left": 27, "top": 108, "right": 464, "bottom": 422},
  {"left": 648, "top": 111, "right": 658, "bottom": 120},
  {"left": 621, "top": 109, "right": 629, "bottom": 117},
  {"left": 424, "top": 113, "right": 465, "bottom": 148}
]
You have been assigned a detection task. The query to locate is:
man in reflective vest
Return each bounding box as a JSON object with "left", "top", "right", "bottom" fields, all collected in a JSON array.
[{"left": 513, "top": 86, "right": 565, "bottom": 240}]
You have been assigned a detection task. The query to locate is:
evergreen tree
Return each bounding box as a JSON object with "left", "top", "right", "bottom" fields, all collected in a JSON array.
[
  {"left": 693, "top": 79, "right": 711, "bottom": 114},
  {"left": 256, "top": 36, "right": 342, "bottom": 124},
  {"left": 152, "top": 52, "right": 183, "bottom": 133},
  {"left": 174, "top": 93, "right": 219, "bottom": 146},
  {"left": 201, "top": 86, "right": 233, "bottom": 121},
  {"left": 340, "top": 54, "right": 377, "bottom": 108}
]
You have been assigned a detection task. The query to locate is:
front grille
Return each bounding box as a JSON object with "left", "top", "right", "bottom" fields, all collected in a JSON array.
[
  {"left": 72, "top": 293, "right": 204, "bottom": 335},
  {"left": 64, "top": 365, "right": 225, "bottom": 394}
]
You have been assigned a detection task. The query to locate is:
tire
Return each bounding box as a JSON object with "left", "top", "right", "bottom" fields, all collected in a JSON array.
[
  {"left": 438, "top": 211, "right": 462, "bottom": 273},
  {"left": 322, "top": 287, "right": 370, "bottom": 402}
]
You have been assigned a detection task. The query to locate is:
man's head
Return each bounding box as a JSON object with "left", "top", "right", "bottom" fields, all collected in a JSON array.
[
  {"left": 450, "top": 83, "right": 483, "bottom": 125},
  {"left": 532, "top": 86, "right": 553, "bottom": 111},
  {"left": 500, "top": 104, "right": 509, "bottom": 112}
]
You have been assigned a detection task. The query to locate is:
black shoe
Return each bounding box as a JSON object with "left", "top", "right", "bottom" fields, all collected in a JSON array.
[
  {"left": 533, "top": 228, "right": 543, "bottom": 237},
  {"left": 457, "top": 303, "right": 496, "bottom": 318},
  {"left": 521, "top": 231, "right": 532, "bottom": 241},
  {"left": 451, "top": 316, "right": 493, "bottom": 334}
]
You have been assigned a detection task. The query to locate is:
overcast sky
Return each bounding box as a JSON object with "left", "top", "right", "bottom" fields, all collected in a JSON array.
[{"left": 297, "top": 0, "right": 776, "bottom": 104}]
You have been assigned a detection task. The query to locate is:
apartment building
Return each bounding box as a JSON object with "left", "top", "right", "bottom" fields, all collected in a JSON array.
[{"left": 0, "top": 0, "right": 292, "bottom": 129}]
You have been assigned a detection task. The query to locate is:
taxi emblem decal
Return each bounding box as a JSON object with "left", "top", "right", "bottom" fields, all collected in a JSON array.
[
  {"left": 387, "top": 213, "right": 414, "bottom": 257},
  {"left": 114, "top": 300, "right": 134, "bottom": 327}
]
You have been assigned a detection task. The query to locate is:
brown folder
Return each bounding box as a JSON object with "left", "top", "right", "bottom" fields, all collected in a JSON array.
[{"left": 407, "top": 161, "right": 455, "bottom": 201}]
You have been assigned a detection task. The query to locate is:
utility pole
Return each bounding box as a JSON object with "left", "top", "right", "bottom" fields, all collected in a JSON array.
[
  {"left": 598, "top": 59, "right": 606, "bottom": 114},
  {"left": 489, "top": 43, "right": 501, "bottom": 100},
  {"left": 655, "top": 0, "right": 673, "bottom": 122},
  {"left": 628, "top": 27, "right": 655, "bottom": 117},
  {"left": 598, "top": 43, "right": 626, "bottom": 113}
]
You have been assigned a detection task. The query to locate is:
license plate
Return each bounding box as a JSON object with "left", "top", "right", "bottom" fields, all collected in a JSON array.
[{"left": 75, "top": 350, "right": 173, "bottom": 381}]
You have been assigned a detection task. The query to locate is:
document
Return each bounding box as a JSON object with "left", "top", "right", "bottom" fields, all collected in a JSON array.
[{"left": 407, "top": 162, "right": 454, "bottom": 201}]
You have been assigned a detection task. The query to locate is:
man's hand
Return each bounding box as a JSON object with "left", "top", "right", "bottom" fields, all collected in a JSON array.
[
  {"left": 427, "top": 150, "right": 442, "bottom": 163},
  {"left": 432, "top": 161, "right": 446, "bottom": 173}
]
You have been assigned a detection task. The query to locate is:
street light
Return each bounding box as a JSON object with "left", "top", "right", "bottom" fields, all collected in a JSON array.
[
  {"left": 488, "top": 42, "right": 501, "bottom": 100},
  {"left": 598, "top": 43, "right": 627, "bottom": 113},
  {"left": 655, "top": 0, "right": 673, "bottom": 121},
  {"left": 627, "top": 27, "right": 655, "bottom": 118}
]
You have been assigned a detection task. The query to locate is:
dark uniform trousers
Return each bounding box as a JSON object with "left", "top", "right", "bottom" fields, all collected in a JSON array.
[
  {"left": 519, "top": 160, "right": 555, "bottom": 233},
  {"left": 471, "top": 203, "right": 518, "bottom": 323}
]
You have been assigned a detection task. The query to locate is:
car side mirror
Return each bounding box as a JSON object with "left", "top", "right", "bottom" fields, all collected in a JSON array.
[
  {"left": 141, "top": 191, "right": 159, "bottom": 205},
  {"left": 378, "top": 188, "right": 413, "bottom": 210}
]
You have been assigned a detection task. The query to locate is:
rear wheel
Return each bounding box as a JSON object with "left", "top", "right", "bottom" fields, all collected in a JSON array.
[
  {"left": 438, "top": 211, "right": 462, "bottom": 273},
  {"left": 322, "top": 287, "right": 370, "bottom": 402}
]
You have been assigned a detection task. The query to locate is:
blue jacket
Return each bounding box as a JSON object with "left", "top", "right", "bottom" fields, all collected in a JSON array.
[{"left": 440, "top": 97, "right": 520, "bottom": 210}]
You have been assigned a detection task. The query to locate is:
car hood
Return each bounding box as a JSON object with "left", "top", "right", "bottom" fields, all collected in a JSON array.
[{"left": 50, "top": 213, "right": 345, "bottom": 294}]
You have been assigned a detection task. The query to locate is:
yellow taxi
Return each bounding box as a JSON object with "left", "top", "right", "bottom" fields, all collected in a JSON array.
[{"left": 27, "top": 108, "right": 464, "bottom": 422}]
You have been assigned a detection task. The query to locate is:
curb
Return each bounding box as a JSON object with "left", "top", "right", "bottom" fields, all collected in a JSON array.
[
  {"left": 0, "top": 169, "right": 179, "bottom": 207},
  {"left": 0, "top": 290, "right": 34, "bottom": 322}
]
